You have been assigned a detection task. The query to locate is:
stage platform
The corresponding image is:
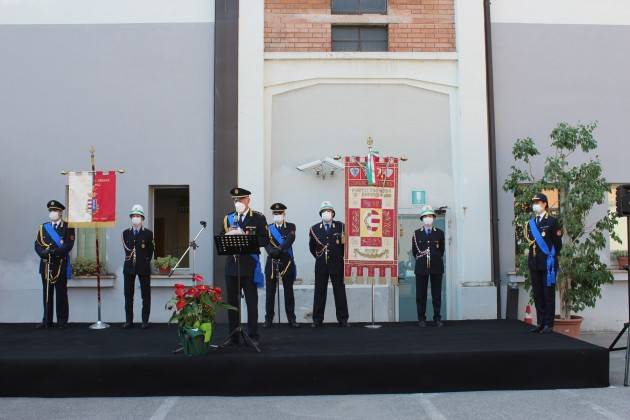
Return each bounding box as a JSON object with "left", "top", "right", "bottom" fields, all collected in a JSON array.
[{"left": 0, "top": 320, "right": 608, "bottom": 397}]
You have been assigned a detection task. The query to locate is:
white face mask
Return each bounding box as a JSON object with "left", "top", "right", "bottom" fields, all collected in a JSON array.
[
  {"left": 234, "top": 201, "right": 247, "bottom": 215},
  {"left": 49, "top": 211, "right": 61, "bottom": 222},
  {"left": 273, "top": 214, "right": 285, "bottom": 225},
  {"left": 422, "top": 216, "right": 434, "bottom": 227},
  {"left": 532, "top": 203, "right": 544, "bottom": 214},
  {"left": 131, "top": 216, "right": 142, "bottom": 226},
  {"left": 321, "top": 211, "right": 333, "bottom": 223}
]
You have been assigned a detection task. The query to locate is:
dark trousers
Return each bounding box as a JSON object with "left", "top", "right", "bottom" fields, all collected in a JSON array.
[
  {"left": 265, "top": 277, "right": 296, "bottom": 322},
  {"left": 124, "top": 273, "right": 151, "bottom": 323},
  {"left": 530, "top": 269, "right": 556, "bottom": 327},
  {"left": 416, "top": 273, "right": 442, "bottom": 321},
  {"left": 312, "top": 264, "right": 349, "bottom": 324},
  {"left": 41, "top": 274, "right": 68, "bottom": 325},
  {"left": 226, "top": 275, "right": 259, "bottom": 337}
]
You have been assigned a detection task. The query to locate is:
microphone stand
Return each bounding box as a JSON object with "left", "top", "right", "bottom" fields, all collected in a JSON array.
[
  {"left": 169, "top": 221, "right": 208, "bottom": 285},
  {"left": 170, "top": 221, "right": 208, "bottom": 354}
]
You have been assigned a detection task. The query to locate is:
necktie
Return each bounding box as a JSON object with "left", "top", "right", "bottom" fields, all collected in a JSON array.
[
  {"left": 239, "top": 215, "right": 243, "bottom": 226},
  {"left": 325, "top": 224, "right": 330, "bottom": 233},
  {"left": 134, "top": 229, "right": 138, "bottom": 236}
]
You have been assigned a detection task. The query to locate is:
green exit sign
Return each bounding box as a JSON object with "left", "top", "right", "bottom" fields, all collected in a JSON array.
[{"left": 412, "top": 190, "right": 426, "bottom": 206}]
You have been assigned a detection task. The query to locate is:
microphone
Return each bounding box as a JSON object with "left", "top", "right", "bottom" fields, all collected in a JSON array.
[{"left": 200, "top": 221, "right": 207, "bottom": 228}]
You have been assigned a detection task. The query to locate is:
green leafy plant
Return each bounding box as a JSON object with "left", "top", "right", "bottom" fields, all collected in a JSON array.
[
  {"left": 503, "top": 122, "right": 619, "bottom": 320},
  {"left": 165, "top": 275, "right": 235, "bottom": 342},
  {"left": 611, "top": 250, "right": 627, "bottom": 258},
  {"left": 71, "top": 257, "right": 103, "bottom": 276},
  {"left": 155, "top": 255, "right": 178, "bottom": 271}
]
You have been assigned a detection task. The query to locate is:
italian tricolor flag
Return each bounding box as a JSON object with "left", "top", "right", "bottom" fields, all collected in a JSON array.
[{"left": 68, "top": 171, "right": 117, "bottom": 227}]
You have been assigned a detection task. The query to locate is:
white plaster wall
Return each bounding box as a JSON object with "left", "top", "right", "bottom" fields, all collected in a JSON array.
[{"left": 491, "top": 0, "right": 630, "bottom": 25}]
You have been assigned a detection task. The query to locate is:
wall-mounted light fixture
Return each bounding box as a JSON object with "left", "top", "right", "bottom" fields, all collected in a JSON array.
[{"left": 296, "top": 157, "right": 344, "bottom": 179}]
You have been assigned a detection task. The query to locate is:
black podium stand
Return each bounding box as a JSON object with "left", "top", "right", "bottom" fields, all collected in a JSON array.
[{"left": 214, "top": 233, "right": 261, "bottom": 353}]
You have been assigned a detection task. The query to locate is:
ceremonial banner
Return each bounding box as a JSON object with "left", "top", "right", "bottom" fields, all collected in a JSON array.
[
  {"left": 68, "top": 171, "right": 117, "bottom": 227},
  {"left": 344, "top": 156, "right": 398, "bottom": 283}
]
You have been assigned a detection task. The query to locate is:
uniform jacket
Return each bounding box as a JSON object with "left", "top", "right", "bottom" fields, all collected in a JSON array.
[
  {"left": 412, "top": 226, "right": 445, "bottom": 275},
  {"left": 526, "top": 212, "right": 562, "bottom": 271},
  {"left": 122, "top": 227, "right": 154, "bottom": 276},
  {"left": 265, "top": 222, "right": 296, "bottom": 281},
  {"left": 34, "top": 221, "right": 75, "bottom": 278},
  {"left": 221, "top": 209, "right": 269, "bottom": 277},
  {"left": 309, "top": 221, "right": 345, "bottom": 270}
]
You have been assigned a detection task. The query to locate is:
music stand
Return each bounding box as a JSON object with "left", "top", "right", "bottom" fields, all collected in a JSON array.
[{"left": 215, "top": 233, "right": 261, "bottom": 353}]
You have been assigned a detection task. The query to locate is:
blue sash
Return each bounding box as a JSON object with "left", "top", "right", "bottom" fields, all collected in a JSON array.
[
  {"left": 269, "top": 223, "right": 294, "bottom": 259},
  {"left": 529, "top": 218, "right": 556, "bottom": 286},
  {"left": 227, "top": 213, "right": 264, "bottom": 288},
  {"left": 43, "top": 222, "right": 73, "bottom": 280}
]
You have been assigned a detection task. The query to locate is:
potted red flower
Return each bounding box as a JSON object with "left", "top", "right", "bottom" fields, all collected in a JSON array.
[{"left": 165, "top": 275, "right": 235, "bottom": 356}]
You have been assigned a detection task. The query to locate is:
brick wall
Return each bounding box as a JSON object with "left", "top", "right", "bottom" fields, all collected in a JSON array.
[
  {"left": 265, "top": 0, "right": 332, "bottom": 52},
  {"left": 264, "top": 0, "right": 456, "bottom": 53},
  {"left": 388, "top": 0, "right": 455, "bottom": 52}
]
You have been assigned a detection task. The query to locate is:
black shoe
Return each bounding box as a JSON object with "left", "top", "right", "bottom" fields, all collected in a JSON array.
[
  {"left": 141, "top": 323, "right": 150, "bottom": 329},
  {"left": 529, "top": 325, "right": 544, "bottom": 333},
  {"left": 36, "top": 323, "right": 52, "bottom": 329},
  {"left": 57, "top": 323, "right": 69, "bottom": 330},
  {"left": 418, "top": 320, "right": 427, "bottom": 327},
  {"left": 539, "top": 326, "right": 554, "bottom": 334},
  {"left": 123, "top": 322, "right": 133, "bottom": 329},
  {"left": 338, "top": 320, "right": 349, "bottom": 328},
  {"left": 289, "top": 320, "right": 300, "bottom": 328},
  {"left": 311, "top": 322, "right": 323, "bottom": 328},
  {"left": 434, "top": 319, "right": 444, "bottom": 328},
  {"left": 263, "top": 319, "right": 273, "bottom": 328}
]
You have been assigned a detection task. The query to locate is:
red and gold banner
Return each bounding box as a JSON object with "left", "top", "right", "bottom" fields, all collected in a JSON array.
[
  {"left": 344, "top": 156, "right": 398, "bottom": 282},
  {"left": 68, "top": 171, "right": 117, "bottom": 227}
]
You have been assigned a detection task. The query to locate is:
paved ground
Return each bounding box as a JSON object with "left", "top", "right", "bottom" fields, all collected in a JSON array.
[{"left": 0, "top": 331, "right": 628, "bottom": 420}]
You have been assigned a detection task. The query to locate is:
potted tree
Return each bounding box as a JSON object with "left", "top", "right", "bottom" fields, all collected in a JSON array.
[
  {"left": 165, "top": 275, "right": 235, "bottom": 356},
  {"left": 155, "top": 255, "right": 178, "bottom": 274},
  {"left": 503, "top": 122, "right": 619, "bottom": 338}
]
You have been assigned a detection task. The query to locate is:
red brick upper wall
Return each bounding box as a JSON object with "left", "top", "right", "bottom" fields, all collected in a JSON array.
[{"left": 265, "top": 0, "right": 456, "bottom": 53}]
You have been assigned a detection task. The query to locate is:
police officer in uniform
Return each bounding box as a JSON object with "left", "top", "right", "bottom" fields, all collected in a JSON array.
[
  {"left": 122, "top": 204, "right": 154, "bottom": 329},
  {"left": 222, "top": 187, "right": 269, "bottom": 345},
  {"left": 264, "top": 203, "right": 299, "bottom": 328},
  {"left": 309, "top": 201, "right": 349, "bottom": 328},
  {"left": 412, "top": 205, "right": 445, "bottom": 327},
  {"left": 526, "top": 193, "right": 562, "bottom": 334},
  {"left": 34, "top": 200, "right": 75, "bottom": 329}
]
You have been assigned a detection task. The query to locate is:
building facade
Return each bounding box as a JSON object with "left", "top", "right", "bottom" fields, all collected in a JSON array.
[{"left": 0, "top": 0, "right": 628, "bottom": 330}]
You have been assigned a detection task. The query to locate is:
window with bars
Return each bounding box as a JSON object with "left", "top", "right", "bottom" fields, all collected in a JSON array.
[{"left": 332, "top": 25, "right": 388, "bottom": 52}]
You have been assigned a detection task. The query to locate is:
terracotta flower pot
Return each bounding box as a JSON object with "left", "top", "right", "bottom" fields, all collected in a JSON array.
[
  {"left": 616, "top": 256, "right": 628, "bottom": 268},
  {"left": 159, "top": 267, "right": 171, "bottom": 274},
  {"left": 553, "top": 315, "right": 583, "bottom": 338}
]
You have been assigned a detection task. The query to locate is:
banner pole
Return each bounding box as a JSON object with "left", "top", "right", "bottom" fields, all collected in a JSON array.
[
  {"left": 89, "top": 146, "right": 109, "bottom": 330},
  {"left": 366, "top": 273, "right": 381, "bottom": 329}
]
